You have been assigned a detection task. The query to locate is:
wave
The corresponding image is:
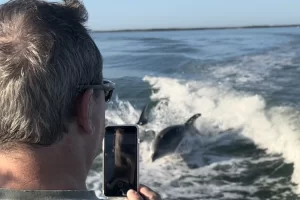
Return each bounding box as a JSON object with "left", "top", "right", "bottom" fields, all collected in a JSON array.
[
  {"left": 142, "top": 75, "right": 300, "bottom": 195},
  {"left": 87, "top": 75, "right": 300, "bottom": 199}
]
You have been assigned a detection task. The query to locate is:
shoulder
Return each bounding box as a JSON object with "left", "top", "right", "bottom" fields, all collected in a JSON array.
[{"left": 0, "top": 189, "right": 104, "bottom": 200}]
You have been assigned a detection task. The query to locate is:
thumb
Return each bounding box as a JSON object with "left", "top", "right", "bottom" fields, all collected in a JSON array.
[{"left": 127, "top": 189, "right": 143, "bottom": 200}]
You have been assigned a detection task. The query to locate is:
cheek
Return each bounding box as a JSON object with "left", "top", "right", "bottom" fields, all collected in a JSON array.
[
  {"left": 92, "top": 109, "right": 105, "bottom": 155},
  {"left": 95, "top": 113, "right": 103, "bottom": 133},
  {"left": 93, "top": 94, "right": 106, "bottom": 146},
  {"left": 98, "top": 98, "right": 106, "bottom": 141}
]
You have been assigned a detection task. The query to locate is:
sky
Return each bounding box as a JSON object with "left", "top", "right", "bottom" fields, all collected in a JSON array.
[{"left": 0, "top": 0, "right": 300, "bottom": 31}]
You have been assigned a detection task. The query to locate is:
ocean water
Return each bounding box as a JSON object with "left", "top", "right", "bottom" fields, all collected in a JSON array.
[{"left": 86, "top": 27, "right": 300, "bottom": 200}]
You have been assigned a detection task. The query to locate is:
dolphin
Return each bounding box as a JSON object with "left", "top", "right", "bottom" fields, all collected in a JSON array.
[
  {"left": 151, "top": 113, "right": 201, "bottom": 162},
  {"left": 136, "top": 103, "right": 156, "bottom": 143},
  {"left": 136, "top": 103, "right": 151, "bottom": 125}
]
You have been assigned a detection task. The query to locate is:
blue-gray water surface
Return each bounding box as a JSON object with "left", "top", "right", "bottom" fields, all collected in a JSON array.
[{"left": 87, "top": 27, "right": 300, "bottom": 200}]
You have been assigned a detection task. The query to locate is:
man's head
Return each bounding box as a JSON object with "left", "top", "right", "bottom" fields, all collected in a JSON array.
[{"left": 0, "top": 0, "right": 112, "bottom": 167}]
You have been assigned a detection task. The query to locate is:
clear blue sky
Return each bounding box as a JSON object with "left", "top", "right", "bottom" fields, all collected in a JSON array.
[{"left": 1, "top": 0, "right": 300, "bottom": 31}]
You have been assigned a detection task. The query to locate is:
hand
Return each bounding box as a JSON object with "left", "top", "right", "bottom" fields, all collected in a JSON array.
[{"left": 126, "top": 184, "right": 161, "bottom": 200}]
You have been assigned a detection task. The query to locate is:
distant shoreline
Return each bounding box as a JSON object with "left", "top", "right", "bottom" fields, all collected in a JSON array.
[{"left": 91, "top": 24, "right": 300, "bottom": 33}]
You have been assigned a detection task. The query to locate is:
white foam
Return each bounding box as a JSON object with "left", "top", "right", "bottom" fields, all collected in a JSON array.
[
  {"left": 86, "top": 75, "right": 300, "bottom": 198},
  {"left": 212, "top": 50, "right": 296, "bottom": 85},
  {"left": 143, "top": 75, "right": 300, "bottom": 194},
  {"left": 105, "top": 97, "right": 141, "bottom": 125}
]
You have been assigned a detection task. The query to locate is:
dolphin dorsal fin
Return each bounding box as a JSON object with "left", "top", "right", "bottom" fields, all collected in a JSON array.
[
  {"left": 137, "top": 103, "right": 150, "bottom": 125},
  {"left": 184, "top": 113, "right": 201, "bottom": 127}
]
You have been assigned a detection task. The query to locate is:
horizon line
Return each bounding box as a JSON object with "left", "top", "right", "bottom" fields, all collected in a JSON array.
[{"left": 90, "top": 24, "right": 300, "bottom": 33}]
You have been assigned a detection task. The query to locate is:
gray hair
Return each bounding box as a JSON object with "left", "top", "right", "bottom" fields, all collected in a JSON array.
[{"left": 0, "top": 0, "right": 103, "bottom": 147}]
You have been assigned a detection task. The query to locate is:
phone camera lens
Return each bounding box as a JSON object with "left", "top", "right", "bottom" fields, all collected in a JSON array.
[{"left": 117, "top": 181, "right": 124, "bottom": 188}]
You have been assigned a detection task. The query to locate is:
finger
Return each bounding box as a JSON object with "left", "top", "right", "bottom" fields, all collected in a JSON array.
[
  {"left": 138, "top": 185, "right": 161, "bottom": 200},
  {"left": 138, "top": 184, "right": 148, "bottom": 191},
  {"left": 127, "top": 189, "right": 143, "bottom": 200}
]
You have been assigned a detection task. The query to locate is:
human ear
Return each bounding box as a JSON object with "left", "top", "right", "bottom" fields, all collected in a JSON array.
[{"left": 76, "top": 89, "right": 94, "bottom": 134}]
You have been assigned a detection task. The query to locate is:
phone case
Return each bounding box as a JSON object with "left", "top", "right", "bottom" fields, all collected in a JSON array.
[{"left": 102, "top": 124, "right": 140, "bottom": 198}]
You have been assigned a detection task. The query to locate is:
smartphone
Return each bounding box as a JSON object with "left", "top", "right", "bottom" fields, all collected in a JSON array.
[{"left": 103, "top": 125, "right": 139, "bottom": 197}]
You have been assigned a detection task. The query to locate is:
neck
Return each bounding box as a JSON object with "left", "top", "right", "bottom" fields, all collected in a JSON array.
[{"left": 0, "top": 137, "right": 88, "bottom": 190}]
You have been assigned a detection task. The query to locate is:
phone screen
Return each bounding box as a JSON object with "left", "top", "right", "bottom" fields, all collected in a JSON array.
[{"left": 103, "top": 126, "right": 138, "bottom": 197}]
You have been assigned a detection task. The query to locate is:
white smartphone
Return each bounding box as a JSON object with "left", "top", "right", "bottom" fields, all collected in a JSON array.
[{"left": 103, "top": 125, "right": 139, "bottom": 197}]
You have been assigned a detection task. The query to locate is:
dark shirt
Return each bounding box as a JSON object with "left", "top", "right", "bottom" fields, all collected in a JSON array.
[{"left": 0, "top": 189, "right": 103, "bottom": 200}]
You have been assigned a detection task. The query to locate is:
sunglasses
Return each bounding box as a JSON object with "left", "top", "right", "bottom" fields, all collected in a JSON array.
[{"left": 77, "top": 79, "right": 116, "bottom": 102}]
